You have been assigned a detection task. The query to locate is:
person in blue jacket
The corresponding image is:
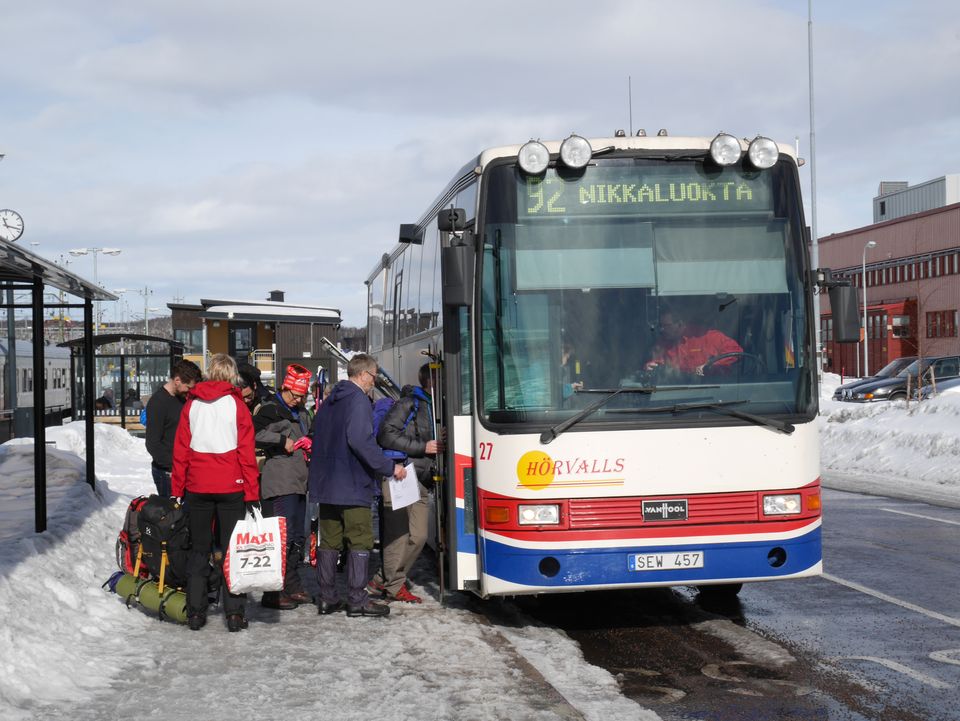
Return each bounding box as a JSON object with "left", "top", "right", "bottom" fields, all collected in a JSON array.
[{"left": 308, "top": 353, "right": 407, "bottom": 618}]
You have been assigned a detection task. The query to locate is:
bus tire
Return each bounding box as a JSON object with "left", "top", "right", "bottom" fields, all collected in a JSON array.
[{"left": 697, "top": 583, "right": 742, "bottom": 600}]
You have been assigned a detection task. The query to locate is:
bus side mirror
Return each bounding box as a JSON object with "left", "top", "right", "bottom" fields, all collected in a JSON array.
[
  {"left": 399, "top": 223, "right": 422, "bottom": 244},
  {"left": 829, "top": 284, "right": 860, "bottom": 343},
  {"left": 441, "top": 244, "right": 474, "bottom": 307},
  {"left": 438, "top": 208, "right": 466, "bottom": 232}
]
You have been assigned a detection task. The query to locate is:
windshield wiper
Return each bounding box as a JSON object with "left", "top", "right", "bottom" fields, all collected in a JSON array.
[
  {"left": 635, "top": 400, "right": 795, "bottom": 435},
  {"left": 539, "top": 385, "right": 714, "bottom": 444},
  {"left": 540, "top": 388, "right": 646, "bottom": 444}
]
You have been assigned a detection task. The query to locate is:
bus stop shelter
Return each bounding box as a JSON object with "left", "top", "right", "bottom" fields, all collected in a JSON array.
[
  {"left": 59, "top": 333, "right": 184, "bottom": 431},
  {"left": 1, "top": 237, "right": 117, "bottom": 532}
]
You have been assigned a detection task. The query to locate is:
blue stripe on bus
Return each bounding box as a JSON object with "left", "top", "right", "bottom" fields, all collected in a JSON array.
[
  {"left": 480, "top": 525, "right": 821, "bottom": 588},
  {"left": 456, "top": 507, "right": 477, "bottom": 554}
]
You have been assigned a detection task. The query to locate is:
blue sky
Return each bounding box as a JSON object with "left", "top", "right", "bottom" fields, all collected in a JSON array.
[{"left": 1, "top": 0, "right": 958, "bottom": 326}]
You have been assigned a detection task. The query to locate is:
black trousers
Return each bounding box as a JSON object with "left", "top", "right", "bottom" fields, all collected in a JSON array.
[{"left": 185, "top": 490, "right": 245, "bottom": 617}]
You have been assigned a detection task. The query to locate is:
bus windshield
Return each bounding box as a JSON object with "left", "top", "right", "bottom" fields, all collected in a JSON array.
[{"left": 479, "top": 156, "right": 813, "bottom": 428}]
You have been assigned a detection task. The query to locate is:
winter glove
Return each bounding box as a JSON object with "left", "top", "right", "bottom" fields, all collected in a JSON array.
[{"left": 292, "top": 436, "right": 312, "bottom": 452}]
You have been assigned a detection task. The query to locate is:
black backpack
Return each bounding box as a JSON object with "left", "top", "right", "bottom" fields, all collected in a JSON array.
[{"left": 136, "top": 496, "right": 190, "bottom": 590}]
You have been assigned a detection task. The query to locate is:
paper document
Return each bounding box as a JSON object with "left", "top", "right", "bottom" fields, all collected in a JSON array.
[{"left": 388, "top": 463, "right": 419, "bottom": 510}]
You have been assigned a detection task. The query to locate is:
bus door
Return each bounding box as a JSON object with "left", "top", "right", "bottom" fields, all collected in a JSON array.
[{"left": 442, "top": 305, "right": 482, "bottom": 594}]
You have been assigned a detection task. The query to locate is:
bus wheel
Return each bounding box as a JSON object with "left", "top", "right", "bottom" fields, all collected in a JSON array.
[{"left": 697, "top": 583, "right": 743, "bottom": 600}]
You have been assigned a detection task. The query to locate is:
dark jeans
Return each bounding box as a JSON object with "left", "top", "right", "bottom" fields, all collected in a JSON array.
[
  {"left": 263, "top": 493, "right": 306, "bottom": 549},
  {"left": 184, "top": 490, "right": 245, "bottom": 617},
  {"left": 151, "top": 465, "right": 172, "bottom": 497}
]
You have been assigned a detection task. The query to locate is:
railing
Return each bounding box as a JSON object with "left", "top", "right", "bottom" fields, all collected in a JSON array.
[{"left": 252, "top": 349, "right": 275, "bottom": 377}]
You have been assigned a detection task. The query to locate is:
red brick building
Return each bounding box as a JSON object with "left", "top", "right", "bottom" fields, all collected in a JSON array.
[{"left": 817, "top": 202, "right": 960, "bottom": 376}]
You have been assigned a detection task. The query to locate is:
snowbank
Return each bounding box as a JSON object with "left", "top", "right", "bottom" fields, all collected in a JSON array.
[{"left": 819, "top": 373, "right": 960, "bottom": 506}]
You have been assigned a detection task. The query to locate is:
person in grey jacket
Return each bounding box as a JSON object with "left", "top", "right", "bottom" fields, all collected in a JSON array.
[
  {"left": 254, "top": 363, "right": 313, "bottom": 610},
  {"left": 307, "top": 353, "right": 406, "bottom": 618},
  {"left": 369, "top": 363, "right": 443, "bottom": 603}
]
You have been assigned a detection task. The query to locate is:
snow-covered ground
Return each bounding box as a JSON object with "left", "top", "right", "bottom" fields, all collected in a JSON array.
[{"left": 2, "top": 377, "right": 958, "bottom": 720}]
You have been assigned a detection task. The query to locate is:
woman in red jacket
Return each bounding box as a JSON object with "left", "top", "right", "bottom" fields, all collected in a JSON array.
[{"left": 172, "top": 353, "right": 260, "bottom": 632}]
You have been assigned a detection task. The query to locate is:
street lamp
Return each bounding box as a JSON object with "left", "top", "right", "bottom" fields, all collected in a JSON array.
[
  {"left": 116, "top": 285, "right": 154, "bottom": 334},
  {"left": 69, "top": 247, "right": 121, "bottom": 333},
  {"left": 862, "top": 240, "right": 877, "bottom": 377}
]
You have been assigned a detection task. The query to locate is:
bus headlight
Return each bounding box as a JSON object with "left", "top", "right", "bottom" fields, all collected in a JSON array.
[
  {"left": 518, "top": 504, "right": 560, "bottom": 525},
  {"left": 762, "top": 494, "right": 802, "bottom": 516},
  {"left": 559, "top": 134, "right": 592, "bottom": 169},
  {"left": 710, "top": 133, "right": 742, "bottom": 166},
  {"left": 518, "top": 140, "right": 550, "bottom": 175},
  {"left": 747, "top": 136, "right": 779, "bottom": 169}
]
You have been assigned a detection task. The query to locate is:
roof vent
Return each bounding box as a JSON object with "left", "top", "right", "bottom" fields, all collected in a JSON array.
[{"left": 268, "top": 290, "right": 285, "bottom": 303}]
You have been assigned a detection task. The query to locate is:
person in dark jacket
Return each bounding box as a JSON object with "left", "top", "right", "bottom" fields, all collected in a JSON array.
[
  {"left": 369, "top": 363, "right": 443, "bottom": 603},
  {"left": 238, "top": 362, "right": 274, "bottom": 405},
  {"left": 254, "top": 363, "right": 313, "bottom": 610},
  {"left": 172, "top": 353, "right": 260, "bottom": 632},
  {"left": 144, "top": 360, "right": 201, "bottom": 496},
  {"left": 307, "top": 353, "right": 406, "bottom": 618}
]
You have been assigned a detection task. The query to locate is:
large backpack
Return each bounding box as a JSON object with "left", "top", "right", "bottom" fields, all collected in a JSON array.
[
  {"left": 372, "top": 395, "right": 419, "bottom": 461},
  {"left": 136, "top": 496, "right": 190, "bottom": 590},
  {"left": 116, "top": 496, "right": 150, "bottom": 577}
]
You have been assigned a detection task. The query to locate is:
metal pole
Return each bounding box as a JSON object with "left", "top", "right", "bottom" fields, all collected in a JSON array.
[
  {"left": 808, "top": 0, "right": 822, "bottom": 378},
  {"left": 83, "top": 297, "right": 96, "bottom": 489},
  {"left": 33, "top": 277, "right": 47, "bottom": 533},
  {"left": 860, "top": 240, "right": 877, "bottom": 377},
  {"left": 5, "top": 287, "right": 16, "bottom": 414}
]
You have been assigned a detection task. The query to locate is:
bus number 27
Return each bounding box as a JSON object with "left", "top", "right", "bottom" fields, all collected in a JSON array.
[{"left": 478, "top": 442, "right": 493, "bottom": 461}]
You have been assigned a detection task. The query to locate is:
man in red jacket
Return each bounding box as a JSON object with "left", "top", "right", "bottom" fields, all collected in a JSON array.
[
  {"left": 646, "top": 310, "right": 743, "bottom": 377},
  {"left": 172, "top": 353, "right": 259, "bottom": 632}
]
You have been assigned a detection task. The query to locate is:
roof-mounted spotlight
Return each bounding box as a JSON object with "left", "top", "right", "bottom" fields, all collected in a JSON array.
[
  {"left": 636, "top": 129, "right": 647, "bottom": 137},
  {"left": 558, "top": 134, "right": 592, "bottom": 169},
  {"left": 747, "top": 136, "right": 779, "bottom": 169},
  {"left": 657, "top": 129, "right": 668, "bottom": 137},
  {"left": 709, "top": 132, "right": 742, "bottom": 166},
  {"left": 518, "top": 140, "right": 550, "bottom": 175},
  {"left": 615, "top": 129, "right": 626, "bottom": 137}
]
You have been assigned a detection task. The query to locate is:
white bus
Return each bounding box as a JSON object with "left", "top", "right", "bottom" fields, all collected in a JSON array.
[{"left": 366, "top": 132, "right": 857, "bottom": 598}]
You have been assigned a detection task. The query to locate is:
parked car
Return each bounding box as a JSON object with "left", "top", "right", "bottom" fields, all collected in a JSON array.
[
  {"left": 840, "top": 355, "right": 960, "bottom": 402},
  {"left": 915, "top": 375, "right": 960, "bottom": 401},
  {"left": 832, "top": 356, "right": 917, "bottom": 401}
]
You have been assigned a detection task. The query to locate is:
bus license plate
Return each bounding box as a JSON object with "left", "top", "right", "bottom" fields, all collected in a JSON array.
[{"left": 628, "top": 551, "right": 704, "bottom": 571}]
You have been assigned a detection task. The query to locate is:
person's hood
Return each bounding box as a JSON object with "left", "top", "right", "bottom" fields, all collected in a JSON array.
[
  {"left": 327, "top": 379, "right": 366, "bottom": 405},
  {"left": 189, "top": 380, "right": 241, "bottom": 402}
]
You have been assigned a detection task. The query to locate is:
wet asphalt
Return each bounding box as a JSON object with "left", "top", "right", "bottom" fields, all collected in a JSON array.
[{"left": 513, "top": 488, "right": 960, "bottom": 721}]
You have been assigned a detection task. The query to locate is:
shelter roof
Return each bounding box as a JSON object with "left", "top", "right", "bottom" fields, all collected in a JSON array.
[{"left": 0, "top": 238, "right": 117, "bottom": 301}]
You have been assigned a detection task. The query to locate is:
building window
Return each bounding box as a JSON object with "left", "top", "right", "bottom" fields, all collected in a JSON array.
[
  {"left": 880, "top": 201, "right": 886, "bottom": 216},
  {"left": 173, "top": 329, "right": 203, "bottom": 354},
  {"left": 926, "top": 310, "right": 958, "bottom": 338},
  {"left": 892, "top": 315, "right": 910, "bottom": 338}
]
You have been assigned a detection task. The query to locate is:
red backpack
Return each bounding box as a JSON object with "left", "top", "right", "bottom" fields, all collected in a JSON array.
[{"left": 116, "top": 496, "right": 150, "bottom": 577}]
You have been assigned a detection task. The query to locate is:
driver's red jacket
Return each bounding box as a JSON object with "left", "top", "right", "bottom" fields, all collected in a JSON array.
[{"left": 654, "top": 330, "right": 743, "bottom": 374}]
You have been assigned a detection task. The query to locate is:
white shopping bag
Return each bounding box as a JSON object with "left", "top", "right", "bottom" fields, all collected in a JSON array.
[{"left": 224, "top": 507, "right": 287, "bottom": 594}]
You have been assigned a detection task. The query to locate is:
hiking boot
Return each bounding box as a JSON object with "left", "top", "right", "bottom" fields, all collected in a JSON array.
[
  {"left": 346, "top": 599, "right": 390, "bottom": 618},
  {"left": 187, "top": 612, "right": 206, "bottom": 631},
  {"left": 317, "top": 599, "right": 344, "bottom": 615},
  {"left": 261, "top": 591, "right": 299, "bottom": 610},
  {"left": 286, "top": 590, "right": 312, "bottom": 604},
  {"left": 226, "top": 613, "right": 248, "bottom": 632},
  {"left": 390, "top": 585, "right": 422, "bottom": 604}
]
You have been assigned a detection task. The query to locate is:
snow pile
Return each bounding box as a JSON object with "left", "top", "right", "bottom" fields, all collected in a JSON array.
[{"left": 819, "top": 373, "right": 960, "bottom": 503}]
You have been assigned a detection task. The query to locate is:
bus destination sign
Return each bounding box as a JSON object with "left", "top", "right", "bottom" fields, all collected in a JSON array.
[{"left": 521, "top": 166, "right": 772, "bottom": 219}]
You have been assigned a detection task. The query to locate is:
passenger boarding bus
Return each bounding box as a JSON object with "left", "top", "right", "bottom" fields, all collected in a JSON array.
[{"left": 366, "top": 132, "right": 857, "bottom": 599}]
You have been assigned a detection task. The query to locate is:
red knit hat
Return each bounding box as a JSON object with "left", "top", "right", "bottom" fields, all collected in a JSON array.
[{"left": 282, "top": 364, "right": 311, "bottom": 395}]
